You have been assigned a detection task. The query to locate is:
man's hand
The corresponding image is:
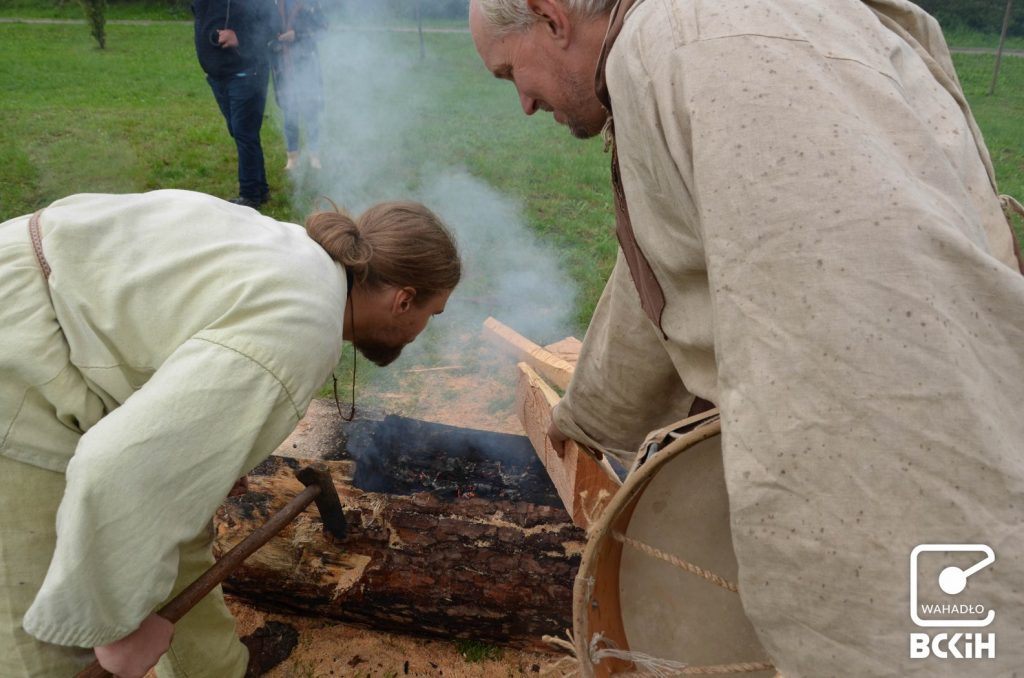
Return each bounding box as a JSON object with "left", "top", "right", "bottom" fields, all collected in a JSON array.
[
  {"left": 547, "top": 420, "right": 568, "bottom": 458},
  {"left": 217, "top": 29, "right": 239, "bottom": 48},
  {"left": 94, "top": 613, "right": 174, "bottom": 678},
  {"left": 278, "top": 29, "right": 296, "bottom": 43}
]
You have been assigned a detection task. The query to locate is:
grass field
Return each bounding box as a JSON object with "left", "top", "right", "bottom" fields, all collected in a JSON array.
[{"left": 1, "top": 16, "right": 1022, "bottom": 405}]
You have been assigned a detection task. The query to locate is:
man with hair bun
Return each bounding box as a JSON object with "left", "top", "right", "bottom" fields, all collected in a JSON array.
[
  {"left": 0, "top": 189, "right": 460, "bottom": 678},
  {"left": 470, "top": 0, "right": 1024, "bottom": 675}
]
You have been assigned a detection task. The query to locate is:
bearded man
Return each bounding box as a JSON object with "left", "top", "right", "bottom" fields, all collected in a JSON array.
[
  {"left": 470, "top": 0, "right": 1024, "bottom": 675},
  {"left": 0, "top": 189, "right": 460, "bottom": 677}
]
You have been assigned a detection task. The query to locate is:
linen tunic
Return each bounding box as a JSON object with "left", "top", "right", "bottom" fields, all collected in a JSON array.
[
  {"left": 0, "top": 189, "right": 347, "bottom": 648},
  {"left": 553, "top": 0, "right": 1024, "bottom": 674}
]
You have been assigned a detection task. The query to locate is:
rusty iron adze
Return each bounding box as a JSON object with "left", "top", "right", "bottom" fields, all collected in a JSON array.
[{"left": 75, "top": 464, "right": 346, "bottom": 678}]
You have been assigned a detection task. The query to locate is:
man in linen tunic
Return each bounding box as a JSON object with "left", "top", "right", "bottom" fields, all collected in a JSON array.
[
  {"left": 471, "top": 0, "right": 1024, "bottom": 674},
  {"left": 0, "top": 189, "right": 452, "bottom": 677}
]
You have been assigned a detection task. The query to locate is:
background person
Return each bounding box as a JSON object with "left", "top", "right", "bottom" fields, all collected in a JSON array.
[
  {"left": 0, "top": 189, "right": 461, "bottom": 677},
  {"left": 470, "top": 0, "right": 1024, "bottom": 674},
  {"left": 193, "top": 0, "right": 282, "bottom": 209},
  {"left": 272, "top": 0, "right": 328, "bottom": 171}
]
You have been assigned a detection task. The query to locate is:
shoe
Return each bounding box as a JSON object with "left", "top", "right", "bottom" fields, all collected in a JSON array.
[
  {"left": 284, "top": 151, "right": 300, "bottom": 171},
  {"left": 229, "top": 192, "right": 270, "bottom": 209},
  {"left": 229, "top": 196, "right": 261, "bottom": 209}
]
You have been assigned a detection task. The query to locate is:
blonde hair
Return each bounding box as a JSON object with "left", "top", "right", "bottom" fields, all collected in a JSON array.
[{"left": 305, "top": 201, "right": 461, "bottom": 304}]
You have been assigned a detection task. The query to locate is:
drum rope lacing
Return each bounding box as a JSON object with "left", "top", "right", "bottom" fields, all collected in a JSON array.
[
  {"left": 542, "top": 629, "right": 776, "bottom": 676},
  {"left": 611, "top": 532, "right": 738, "bottom": 593}
]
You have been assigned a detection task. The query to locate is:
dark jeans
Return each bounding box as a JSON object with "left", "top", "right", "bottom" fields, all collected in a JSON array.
[{"left": 207, "top": 67, "right": 270, "bottom": 201}]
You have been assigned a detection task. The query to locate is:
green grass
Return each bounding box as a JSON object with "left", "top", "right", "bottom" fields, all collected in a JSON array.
[
  {"left": 943, "top": 27, "right": 1024, "bottom": 51},
  {"left": 453, "top": 638, "right": 504, "bottom": 663},
  {"left": 953, "top": 52, "right": 1024, "bottom": 236},
  {"left": 0, "top": 21, "right": 296, "bottom": 218},
  {"left": 0, "top": 0, "right": 192, "bottom": 20}
]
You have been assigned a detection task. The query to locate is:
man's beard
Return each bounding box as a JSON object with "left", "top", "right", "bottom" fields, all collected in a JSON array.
[
  {"left": 568, "top": 118, "right": 602, "bottom": 139},
  {"left": 564, "top": 72, "right": 608, "bottom": 139},
  {"left": 354, "top": 337, "right": 404, "bottom": 367}
]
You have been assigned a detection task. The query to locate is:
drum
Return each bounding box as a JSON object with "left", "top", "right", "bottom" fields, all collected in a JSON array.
[{"left": 572, "top": 412, "right": 777, "bottom": 677}]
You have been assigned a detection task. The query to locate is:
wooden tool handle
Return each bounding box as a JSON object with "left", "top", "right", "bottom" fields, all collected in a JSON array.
[{"left": 74, "top": 482, "right": 321, "bottom": 678}]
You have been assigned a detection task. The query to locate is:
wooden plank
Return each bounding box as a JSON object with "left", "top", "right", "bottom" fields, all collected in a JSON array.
[
  {"left": 483, "top": 317, "right": 575, "bottom": 390},
  {"left": 543, "top": 336, "right": 582, "bottom": 367},
  {"left": 515, "top": 362, "right": 621, "bottom": 529}
]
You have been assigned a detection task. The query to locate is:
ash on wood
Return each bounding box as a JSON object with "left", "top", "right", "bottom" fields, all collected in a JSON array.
[
  {"left": 341, "top": 414, "right": 563, "bottom": 507},
  {"left": 214, "top": 406, "right": 585, "bottom": 646}
]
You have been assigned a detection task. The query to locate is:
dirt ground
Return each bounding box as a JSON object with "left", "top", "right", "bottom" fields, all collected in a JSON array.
[
  {"left": 220, "top": 335, "right": 580, "bottom": 677},
  {"left": 228, "top": 598, "right": 565, "bottom": 678}
]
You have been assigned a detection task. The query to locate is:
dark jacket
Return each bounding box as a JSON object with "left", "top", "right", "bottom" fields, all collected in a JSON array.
[{"left": 192, "top": 0, "right": 282, "bottom": 79}]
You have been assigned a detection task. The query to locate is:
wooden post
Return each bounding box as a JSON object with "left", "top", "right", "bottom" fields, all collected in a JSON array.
[
  {"left": 515, "top": 362, "right": 621, "bottom": 529},
  {"left": 483, "top": 317, "right": 576, "bottom": 390},
  {"left": 989, "top": 0, "right": 1014, "bottom": 95}
]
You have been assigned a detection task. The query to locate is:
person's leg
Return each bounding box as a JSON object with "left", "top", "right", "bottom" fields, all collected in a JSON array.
[
  {"left": 282, "top": 96, "right": 301, "bottom": 155},
  {"left": 304, "top": 55, "right": 323, "bottom": 168},
  {"left": 283, "top": 108, "right": 301, "bottom": 171},
  {"left": 226, "top": 69, "right": 270, "bottom": 202},
  {"left": 154, "top": 526, "right": 247, "bottom": 678},
  {"left": 206, "top": 75, "right": 235, "bottom": 138},
  {"left": 273, "top": 72, "right": 301, "bottom": 167},
  {"left": 0, "top": 456, "right": 94, "bottom": 677},
  {"left": 304, "top": 98, "right": 320, "bottom": 161}
]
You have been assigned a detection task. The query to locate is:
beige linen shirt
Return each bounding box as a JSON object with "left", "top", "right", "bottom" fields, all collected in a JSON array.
[
  {"left": 555, "top": 0, "right": 1024, "bottom": 674},
  {"left": 0, "top": 190, "right": 346, "bottom": 647}
]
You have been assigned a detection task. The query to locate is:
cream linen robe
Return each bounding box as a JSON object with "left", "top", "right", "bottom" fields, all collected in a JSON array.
[
  {"left": 553, "top": 0, "right": 1024, "bottom": 675},
  {"left": 0, "top": 190, "right": 346, "bottom": 670}
]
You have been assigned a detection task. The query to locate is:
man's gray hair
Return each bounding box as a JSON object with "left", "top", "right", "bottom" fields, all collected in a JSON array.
[{"left": 476, "top": 0, "right": 618, "bottom": 34}]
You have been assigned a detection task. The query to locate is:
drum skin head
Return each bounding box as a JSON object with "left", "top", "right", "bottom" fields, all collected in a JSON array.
[{"left": 574, "top": 418, "right": 775, "bottom": 677}]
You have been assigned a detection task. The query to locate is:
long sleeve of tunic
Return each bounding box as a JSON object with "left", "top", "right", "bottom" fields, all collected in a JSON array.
[
  {"left": 559, "top": 0, "right": 1024, "bottom": 673},
  {"left": 552, "top": 253, "right": 697, "bottom": 466},
  {"left": 1, "top": 190, "right": 346, "bottom": 647}
]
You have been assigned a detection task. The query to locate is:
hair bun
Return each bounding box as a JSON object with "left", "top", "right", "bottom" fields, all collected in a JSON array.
[
  {"left": 306, "top": 198, "right": 461, "bottom": 299},
  {"left": 306, "top": 211, "right": 372, "bottom": 280}
]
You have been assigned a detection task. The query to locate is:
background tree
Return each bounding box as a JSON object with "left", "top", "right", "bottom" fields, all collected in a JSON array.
[
  {"left": 916, "top": 0, "right": 1022, "bottom": 35},
  {"left": 80, "top": 0, "right": 106, "bottom": 48}
]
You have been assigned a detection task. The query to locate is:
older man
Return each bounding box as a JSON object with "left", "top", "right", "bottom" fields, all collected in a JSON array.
[
  {"left": 471, "top": 0, "right": 1024, "bottom": 675},
  {"left": 0, "top": 189, "right": 460, "bottom": 677}
]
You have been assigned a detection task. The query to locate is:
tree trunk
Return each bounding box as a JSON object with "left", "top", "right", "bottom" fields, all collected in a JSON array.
[{"left": 213, "top": 405, "right": 585, "bottom": 645}]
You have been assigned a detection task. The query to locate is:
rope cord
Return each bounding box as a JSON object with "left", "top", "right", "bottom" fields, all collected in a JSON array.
[
  {"left": 591, "top": 634, "right": 774, "bottom": 676},
  {"left": 333, "top": 293, "right": 356, "bottom": 422},
  {"left": 612, "top": 532, "right": 738, "bottom": 593}
]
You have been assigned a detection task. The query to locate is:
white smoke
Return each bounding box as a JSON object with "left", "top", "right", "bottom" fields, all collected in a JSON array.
[{"left": 278, "top": 23, "right": 577, "bottom": 371}]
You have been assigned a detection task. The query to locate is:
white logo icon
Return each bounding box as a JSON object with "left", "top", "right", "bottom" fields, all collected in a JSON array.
[{"left": 910, "top": 544, "right": 995, "bottom": 628}]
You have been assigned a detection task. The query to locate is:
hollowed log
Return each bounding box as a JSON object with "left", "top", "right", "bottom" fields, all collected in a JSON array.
[{"left": 213, "top": 403, "right": 585, "bottom": 645}]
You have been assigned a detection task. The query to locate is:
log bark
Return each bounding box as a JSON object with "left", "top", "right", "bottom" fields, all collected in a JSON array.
[{"left": 213, "top": 406, "right": 585, "bottom": 645}]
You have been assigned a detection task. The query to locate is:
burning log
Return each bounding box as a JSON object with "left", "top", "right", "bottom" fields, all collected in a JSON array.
[{"left": 213, "top": 404, "right": 585, "bottom": 645}]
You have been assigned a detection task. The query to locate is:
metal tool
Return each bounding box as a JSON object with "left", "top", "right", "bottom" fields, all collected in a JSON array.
[{"left": 75, "top": 464, "right": 346, "bottom": 678}]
